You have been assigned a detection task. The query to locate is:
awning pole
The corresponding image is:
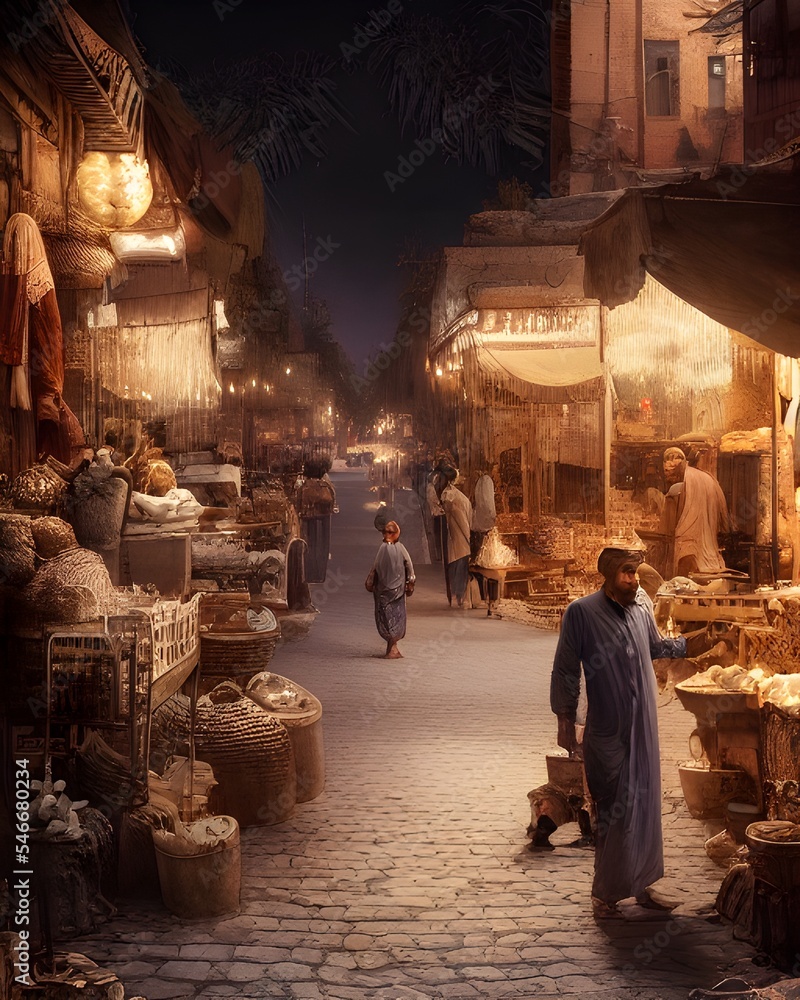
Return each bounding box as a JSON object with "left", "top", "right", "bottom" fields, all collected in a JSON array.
[{"left": 773, "top": 355, "right": 780, "bottom": 582}]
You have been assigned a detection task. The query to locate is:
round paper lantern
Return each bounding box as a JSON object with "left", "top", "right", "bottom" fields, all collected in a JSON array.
[{"left": 76, "top": 151, "right": 153, "bottom": 229}]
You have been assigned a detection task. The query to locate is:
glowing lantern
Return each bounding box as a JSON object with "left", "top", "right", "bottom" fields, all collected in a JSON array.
[{"left": 76, "top": 151, "right": 153, "bottom": 229}]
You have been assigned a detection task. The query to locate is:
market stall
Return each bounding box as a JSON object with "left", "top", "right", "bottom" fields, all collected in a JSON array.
[{"left": 657, "top": 578, "right": 800, "bottom": 968}]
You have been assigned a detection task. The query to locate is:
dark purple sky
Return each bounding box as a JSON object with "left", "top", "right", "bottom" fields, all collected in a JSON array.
[{"left": 126, "top": 0, "right": 547, "bottom": 367}]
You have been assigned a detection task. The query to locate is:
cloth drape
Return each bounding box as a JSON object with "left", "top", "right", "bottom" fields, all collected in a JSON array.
[
  {"left": 472, "top": 473, "right": 496, "bottom": 532},
  {"left": 1, "top": 214, "right": 84, "bottom": 464},
  {"left": 475, "top": 345, "right": 602, "bottom": 386},
  {"left": 441, "top": 484, "right": 472, "bottom": 563}
]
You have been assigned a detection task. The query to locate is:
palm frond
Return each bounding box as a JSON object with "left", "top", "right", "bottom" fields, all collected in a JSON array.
[
  {"left": 163, "top": 53, "right": 351, "bottom": 182},
  {"left": 367, "top": 1, "right": 550, "bottom": 173}
]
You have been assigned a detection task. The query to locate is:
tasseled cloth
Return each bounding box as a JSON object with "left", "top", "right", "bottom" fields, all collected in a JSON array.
[{"left": 1, "top": 214, "right": 85, "bottom": 464}]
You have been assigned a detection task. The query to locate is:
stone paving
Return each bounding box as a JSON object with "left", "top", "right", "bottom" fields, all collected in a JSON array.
[{"left": 77, "top": 472, "right": 769, "bottom": 1000}]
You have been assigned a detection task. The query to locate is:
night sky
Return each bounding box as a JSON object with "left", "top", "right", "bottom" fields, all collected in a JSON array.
[{"left": 126, "top": 0, "right": 548, "bottom": 366}]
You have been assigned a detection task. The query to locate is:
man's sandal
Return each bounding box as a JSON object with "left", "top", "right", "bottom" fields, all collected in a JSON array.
[{"left": 592, "top": 896, "right": 624, "bottom": 919}]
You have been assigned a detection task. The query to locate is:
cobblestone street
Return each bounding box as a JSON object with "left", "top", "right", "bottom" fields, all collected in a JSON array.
[{"left": 79, "top": 471, "right": 761, "bottom": 1000}]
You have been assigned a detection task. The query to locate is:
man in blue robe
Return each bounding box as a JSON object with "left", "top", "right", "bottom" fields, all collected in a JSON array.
[{"left": 550, "top": 546, "right": 686, "bottom": 918}]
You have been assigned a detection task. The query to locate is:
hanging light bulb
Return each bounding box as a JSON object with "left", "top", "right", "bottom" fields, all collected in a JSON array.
[{"left": 76, "top": 151, "right": 153, "bottom": 229}]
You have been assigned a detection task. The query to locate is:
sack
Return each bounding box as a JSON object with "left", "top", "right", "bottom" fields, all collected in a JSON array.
[{"left": 365, "top": 568, "right": 376, "bottom": 593}]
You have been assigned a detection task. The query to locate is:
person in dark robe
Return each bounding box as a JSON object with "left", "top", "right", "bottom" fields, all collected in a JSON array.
[
  {"left": 550, "top": 545, "right": 686, "bottom": 918},
  {"left": 370, "top": 520, "right": 414, "bottom": 659},
  {"left": 298, "top": 457, "right": 335, "bottom": 583}
]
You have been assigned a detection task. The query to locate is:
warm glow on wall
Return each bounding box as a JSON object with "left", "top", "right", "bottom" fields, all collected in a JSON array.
[{"left": 77, "top": 151, "right": 153, "bottom": 229}]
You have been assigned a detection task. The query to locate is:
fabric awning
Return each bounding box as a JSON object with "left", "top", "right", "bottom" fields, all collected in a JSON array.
[
  {"left": 473, "top": 344, "right": 603, "bottom": 386},
  {"left": 579, "top": 171, "right": 800, "bottom": 357}
]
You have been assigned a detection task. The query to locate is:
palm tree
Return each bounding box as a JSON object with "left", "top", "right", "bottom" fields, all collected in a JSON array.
[
  {"left": 367, "top": 0, "right": 551, "bottom": 175},
  {"left": 165, "top": 52, "right": 351, "bottom": 183}
]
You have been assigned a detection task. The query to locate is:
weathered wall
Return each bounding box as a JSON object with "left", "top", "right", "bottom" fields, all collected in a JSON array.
[{"left": 566, "top": 0, "right": 744, "bottom": 192}]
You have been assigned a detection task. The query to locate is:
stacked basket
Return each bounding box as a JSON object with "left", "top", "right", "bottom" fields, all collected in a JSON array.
[{"left": 199, "top": 595, "right": 281, "bottom": 691}]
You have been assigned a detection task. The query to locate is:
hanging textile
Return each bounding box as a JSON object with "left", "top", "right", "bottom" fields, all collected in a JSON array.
[
  {"left": 94, "top": 319, "right": 221, "bottom": 413},
  {"left": 1, "top": 213, "right": 84, "bottom": 465},
  {"left": 604, "top": 274, "right": 733, "bottom": 397}
]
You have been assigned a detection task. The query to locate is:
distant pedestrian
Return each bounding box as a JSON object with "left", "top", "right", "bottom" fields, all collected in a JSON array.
[
  {"left": 366, "top": 520, "right": 415, "bottom": 659},
  {"left": 440, "top": 468, "right": 472, "bottom": 608},
  {"left": 298, "top": 457, "right": 336, "bottom": 583}
]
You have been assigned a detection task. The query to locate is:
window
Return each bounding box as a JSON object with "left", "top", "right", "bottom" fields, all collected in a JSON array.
[
  {"left": 708, "top": 55, "right": 726, "bottom": 108},
  {"left": 645, "top": 40, "right": 680, "bottom": 116}
]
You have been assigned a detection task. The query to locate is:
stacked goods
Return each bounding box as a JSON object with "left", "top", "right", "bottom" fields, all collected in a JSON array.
[
  {"left": 532, "top": 517, "right": 571, "bottom": 559},
  {"left": 199, "top": 599, "right": 281, "bottom": 687},
  {"left": 0, "top": 513, "right": 36, "bottom": 587},
  {"left": 476, "top": 528, "right": 518, "bottom": 567},
  {"left": 608, "top": 487, "right": 659, "bottom": 534},
  {"left": 23, "top": 547, "right": 115, "bottom": 624},
  {"left": 746, "top": 597, "right": 800, "bottom": 674},
  {"left": 679, "top": 661, "right": 800, "bottom": 715},
  {"left": 249, "top": 485, "right": 290, "bottom": 523},
  {"left": 10, "top": 463, "right": 67, "bottom": 513},
  {"left": 495, "top": 513, "right": 532, "bottom": 534},
  {"left": 571, "top": 523, "right": 607, "bottom": 574}
]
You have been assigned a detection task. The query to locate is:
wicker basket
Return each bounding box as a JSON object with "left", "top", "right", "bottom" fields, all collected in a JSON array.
[
  {"left": 151, "top": 688, "right": 296, "bottom": 827},
  {"left": 199, "top": 596, "right": 281, "bottom": 686},
  {"left": 200, "top": 628, "right": 280, "bottom": 675}
]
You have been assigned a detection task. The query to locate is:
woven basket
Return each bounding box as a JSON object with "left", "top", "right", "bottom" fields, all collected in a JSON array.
[
  {"left": 199, "top": 597, "right": 281, "bottom": 688},
  {"left": 199, "top": 628, "right": 280, "bottom": 683},
  {"left": 151, "top": 687, "right": 296, "bottom": 827}
]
